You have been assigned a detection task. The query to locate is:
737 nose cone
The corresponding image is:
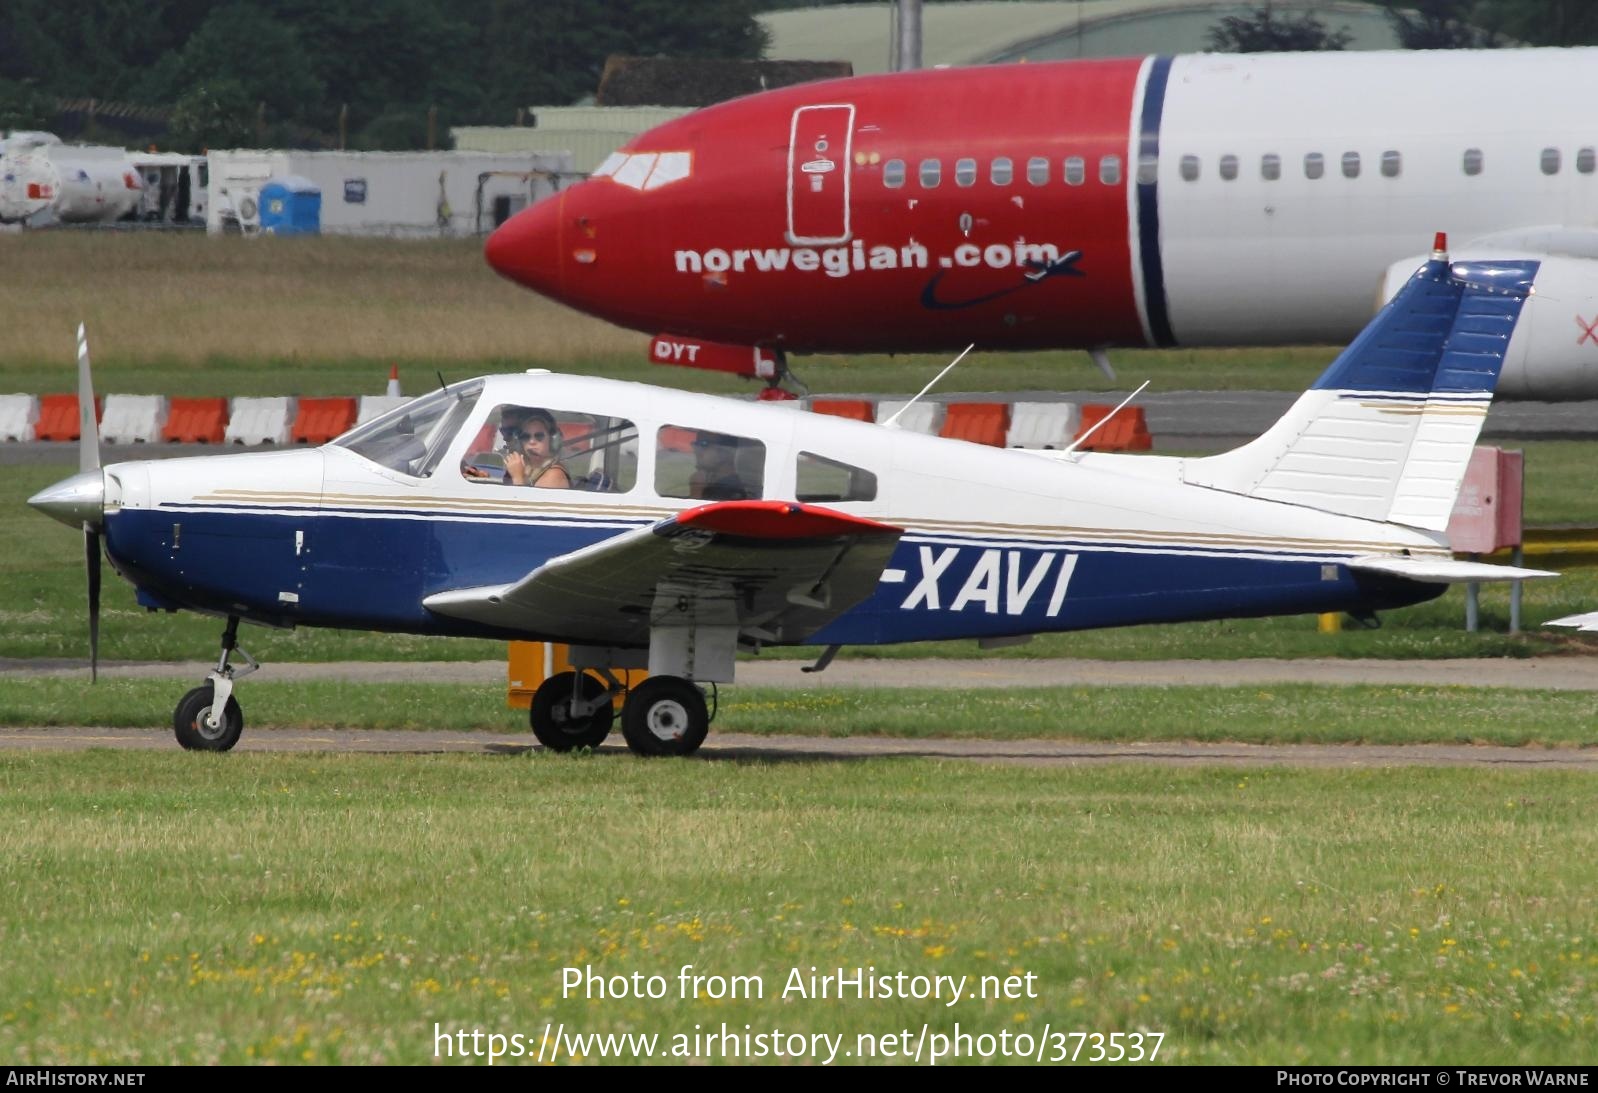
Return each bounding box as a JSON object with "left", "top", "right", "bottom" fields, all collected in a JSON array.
[
  {"left": 485, "top": 191, "right": 567, "bottom": 298},
  {"left": 28, "top": 469, "right": 105, "bottom": 529}
]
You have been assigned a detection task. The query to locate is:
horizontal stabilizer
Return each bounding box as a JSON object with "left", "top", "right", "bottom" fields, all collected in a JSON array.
[
  {"left": 1347, "top": 556, "right": 1557, "bottom": 583},
  {"left": 1544, "top": 611, "right": 1598, "bottom": 632}
]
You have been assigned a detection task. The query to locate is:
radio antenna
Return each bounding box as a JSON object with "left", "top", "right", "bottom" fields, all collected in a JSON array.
[
  {"left": 881, "top": 343, "right": 974, "bottom": 429},
  {"left": 1060, "top": 380, "right": 1150, "bottom": 457}
]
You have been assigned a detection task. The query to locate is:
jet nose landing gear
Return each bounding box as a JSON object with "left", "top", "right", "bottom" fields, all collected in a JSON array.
[{"left": 173, "top": 615, "right": 257, "bottom": 751}]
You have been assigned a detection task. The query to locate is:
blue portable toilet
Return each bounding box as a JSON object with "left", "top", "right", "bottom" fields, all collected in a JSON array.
[{"left": 259, "top": 175, "right": 321, "bottom": 235}]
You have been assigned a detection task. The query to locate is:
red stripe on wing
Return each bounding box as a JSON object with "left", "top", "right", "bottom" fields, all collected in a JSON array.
[{"left": 675, "top": 500, "right": 901, "bottom": 540}]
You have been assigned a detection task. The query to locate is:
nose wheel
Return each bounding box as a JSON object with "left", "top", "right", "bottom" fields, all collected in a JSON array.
[
  {"left": 620, "top": 676, "right": 710, "bottom": 757},
  {"left": 173, "top": 615, "right": 257, "bottom": 752}
]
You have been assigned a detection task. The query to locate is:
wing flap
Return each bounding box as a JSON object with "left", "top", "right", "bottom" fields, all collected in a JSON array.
[{"left": 424, "top": 500, "right": 903, "bottom": 646}]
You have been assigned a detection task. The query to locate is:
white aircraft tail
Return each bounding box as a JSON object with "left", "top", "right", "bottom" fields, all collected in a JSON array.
[{"left": 1183, "top": 252, "right": 1539, "bottom": 532}]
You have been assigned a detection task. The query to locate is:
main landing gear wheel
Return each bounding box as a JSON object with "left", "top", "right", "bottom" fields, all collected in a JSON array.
[
  {"left": 529, "top": 671, "right": 615, "bottom": 751},
  {"left": 620, "top": 676, "right": 709, "bottom": 757},
  {"left": 173, "top": 683, "right": 244, "bottom": 751}
]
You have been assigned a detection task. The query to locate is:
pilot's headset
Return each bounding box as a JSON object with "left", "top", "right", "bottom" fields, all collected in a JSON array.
[{"left": 502, "top": 408, "right": 562, "bottom": 455}]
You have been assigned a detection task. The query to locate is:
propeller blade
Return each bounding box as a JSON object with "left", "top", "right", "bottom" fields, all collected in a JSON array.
[
  {"left": 85, "top": 528, "right": 101, "bottom": 683},
  {"left": 77, "top": 323, "right": 100, "bottom": 474}
]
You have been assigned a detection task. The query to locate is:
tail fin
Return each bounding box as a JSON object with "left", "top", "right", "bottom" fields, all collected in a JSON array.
[{"left": 1183, "top": 255, "right": 1539, "bottom": 531}]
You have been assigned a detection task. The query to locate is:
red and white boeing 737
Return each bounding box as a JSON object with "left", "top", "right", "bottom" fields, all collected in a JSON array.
[{"left": 487, "top": 47, "right": 1598, "bottom": 399}]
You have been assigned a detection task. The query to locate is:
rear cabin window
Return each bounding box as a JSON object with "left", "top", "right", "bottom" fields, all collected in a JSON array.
[
  {"left": 1261, "top": 153, "right": 1281, "bottom": 180},
  {"left": 1463, "top": 148, "right": 1484, "bottom": 176},
  {"left": 463, "top": 404, "right": 638, "bottom": 492},
  {"left": 1099, "top": 155, "right": 1121, "bottom": 185},
  {"left": 1179, "top": 154, "right": 1199, "bottom": 182},
  {"left": 1026, "top": 156, "right": 1049, "bottom": 185},
  {"left": 1136, "top": 154, "right": 1157, "bottom": 185},
  {"left": 919, "top": 159, "right": 941, "bottom": 187},
  {"left": 656, "top": 427, "right": 764, "bottom": 502},
  {"left": 1542, "top": 147, "right": 1562, "bottom": 175},
  {"left": 1304, "top": 152, "right": 1325, "bottom": 180},
  {"left": 1580, "top": 148, "right": 1596, "bottom": 174},
  {"left": 796, "top": 452, "right": 877, "bottom": 503},
  {"left": 884, "top": 159, "right": 905, "bottom": 188},
  {"left": 1381, "top": 150, "right": 1401, "bottom": 178},
  {"left": 1219, "top": 154, "right": 1239, "bottom": 181},
  {"left": 954, "top": 157, "right": 977, "bottom": 187},
  {"left": 1063, "top": 156, "right": 1085, "bottom": 185},
  {"left": 1341, "top": 151, "right": 1360, "bottom": 179},
  {"left": 990, "top": 157, "right": 1013, "bottom": 185}
]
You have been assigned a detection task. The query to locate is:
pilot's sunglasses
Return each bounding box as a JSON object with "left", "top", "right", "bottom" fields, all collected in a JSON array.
[{"left": 501, "top": 427, "right": 549, "bottom": 443}]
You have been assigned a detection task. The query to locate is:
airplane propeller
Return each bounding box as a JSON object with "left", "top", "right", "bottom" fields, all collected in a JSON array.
[{"left": 75, "top": 323, "right": 102, "bottom": 682}]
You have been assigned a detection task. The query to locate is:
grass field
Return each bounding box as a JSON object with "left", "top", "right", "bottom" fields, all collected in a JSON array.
[
  {"left": 1, "top": 233, "right": 1335, "bottom": 397},
  {"left": 0, "top": 752, "right": 1592, "bottom": 1065}
]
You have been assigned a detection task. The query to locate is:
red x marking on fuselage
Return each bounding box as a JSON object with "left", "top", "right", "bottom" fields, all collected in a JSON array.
[{"left": 1577, "top": 314, "right": 1598, "bottom": 346}]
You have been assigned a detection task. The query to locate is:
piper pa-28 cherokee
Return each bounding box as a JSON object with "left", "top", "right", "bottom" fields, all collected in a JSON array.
[
  {"left": 488, "top": 48, "right": 1598, "bottom": 400},
  {"left": 29, "top": 245, "right": 1555, "bottom": 756}
]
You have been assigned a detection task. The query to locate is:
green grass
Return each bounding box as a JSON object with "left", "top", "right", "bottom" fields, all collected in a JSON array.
[
  {"left": 2, "top": 678, "right": 1596, "bottom": 748},
  {"left": 0, "top": 753, "right": 1593, "bottom": 1064},
  {"left": 0, "top": 233, "right": 1335, "bottom": 396}
]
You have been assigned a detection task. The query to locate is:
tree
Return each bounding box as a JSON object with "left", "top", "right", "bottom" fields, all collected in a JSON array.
[
  {"left": 1207, "top": 3, "right": 1353, "bottom": 52},
  {"left": 1490, "top": 0, "right": 1598, "bottom": 46},
  {"left": 1380, "top": 0, "right": 1503, "bottom": 48},
  {"left": 0, "top": 78, "right": 53, "bottom": 132},
  {"left": 165, "top": 78, "right": 255, "bottom": 151}
]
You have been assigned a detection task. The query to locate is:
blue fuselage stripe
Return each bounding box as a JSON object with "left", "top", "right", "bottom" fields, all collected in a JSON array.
[{"left": 1137, "top": 55, "right": 1176, "bottom": 348}]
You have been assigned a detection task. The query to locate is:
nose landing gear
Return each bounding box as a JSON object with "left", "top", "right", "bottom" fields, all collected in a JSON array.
[{"left": 173, "top": 615, "right": 258, "bottom": 751}]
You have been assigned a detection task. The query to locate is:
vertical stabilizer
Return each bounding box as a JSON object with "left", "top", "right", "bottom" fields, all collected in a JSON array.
[{"left": 1182, "top": 256, "right": 1538, "bottom": 531}]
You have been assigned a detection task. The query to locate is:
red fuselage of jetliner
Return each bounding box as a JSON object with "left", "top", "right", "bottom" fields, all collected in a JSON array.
[{"left": 487, "top": 49, "right": 1598, "bottom": 398}]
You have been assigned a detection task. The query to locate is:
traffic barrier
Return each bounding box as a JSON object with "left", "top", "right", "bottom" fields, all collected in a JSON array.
[
  {"left": 35, "top": 394, "right": 100, "bottom": 442},
  {"left": 291, "top": 397, "right": 358, "bottom": 444},
  {"left": 355, "top": 394, "right": 409, "bottom": 424},
  {"left": 875, "top": 399, "right": 942, "bottom": 434},
  {"left": 0, "top": 394, "right": 39, "bottom": 441},
  {"left": 1006, "top": 401, "right": 1080, "bottom": 449},
  {"left": 225, "top": 397, "right": 294, "bottom": 445},
  {"left": 941, "top": 402, "right": 1010, "bottom": 447},
  {"left": 100, "top": 395, "right": 168, "bottom": 444},
  {"left": 163, "top": 397, "right": 228, "bottom": 444},
  {"left": 1074, "top": 404, "right": 1153, "bottom": 452},
  {"left": 810, "top": 398, "right": 874, "bottom": 422}
]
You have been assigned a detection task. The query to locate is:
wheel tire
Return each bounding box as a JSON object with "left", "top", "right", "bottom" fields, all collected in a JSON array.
[
  {"left": 620, "top": 677, "right": 709, "bottom": 757},
  {"left": 529, "top": 671, "right": 614, "bottom": 751},
  {"left": 173, "top": 683, "right": 244, "bottom": 752}
]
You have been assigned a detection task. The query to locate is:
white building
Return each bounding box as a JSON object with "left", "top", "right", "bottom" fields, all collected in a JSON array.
[{"left": 205, "top": 148, "right": 574, "bottom": 237}]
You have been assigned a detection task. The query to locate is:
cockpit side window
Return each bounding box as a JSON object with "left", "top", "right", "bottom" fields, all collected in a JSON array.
[
  {"left": 463, "top": 404, "right": 639, "bottom": 492},
  {"left": 334, "top": 381, "right": 483, "bottom": 478},
  {"left": 796, "top": 451, "right": 877, "bottom": 503},
  {"left": 656, "top": 426, "right": 764, "bottom": 501}
]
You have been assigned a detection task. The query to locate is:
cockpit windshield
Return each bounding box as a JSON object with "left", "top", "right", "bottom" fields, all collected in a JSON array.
[{"left": 332, "top": 381, "right": 483, "bottom": 477}]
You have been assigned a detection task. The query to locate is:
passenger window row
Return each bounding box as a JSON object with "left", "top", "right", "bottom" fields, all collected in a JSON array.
[
  {"left": 1175, "top": 147, "right": 1598, "bottom": 182},
  {"left": 884, "top": 154, "right": 1122, "bottom": 189}
]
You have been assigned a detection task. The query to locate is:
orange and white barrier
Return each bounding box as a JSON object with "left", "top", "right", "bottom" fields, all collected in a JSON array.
[{"left": 225, "top": 397, "right": 294, "bottom": 445}]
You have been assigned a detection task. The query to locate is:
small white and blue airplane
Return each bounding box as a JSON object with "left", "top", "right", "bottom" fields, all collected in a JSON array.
[{"left": 29, "top": 240, "right": 1554, "bottom": 756}]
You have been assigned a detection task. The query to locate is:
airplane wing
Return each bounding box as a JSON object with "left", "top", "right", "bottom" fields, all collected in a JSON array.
[
  {"left": 422, "top": 500, "right": 903, "bottom": 648},
  {"left": 1544, "top": 611, "right": 1598, "bottom": 632}
]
